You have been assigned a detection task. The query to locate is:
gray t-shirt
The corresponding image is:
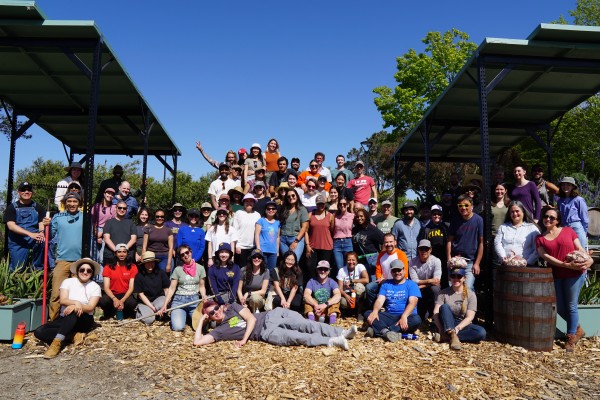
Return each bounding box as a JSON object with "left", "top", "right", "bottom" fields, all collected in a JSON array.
[
  {"left": 280, "top": 207, "right": 309, "bottom": 237},
  {"left": 373, "top": 214, "right": 399, "bottom": 234},
  {"left": 209, "top": 303, "right": 267, "bottom": 342},
  {"left": 240, "top": 267, "right": 270, "bottom": 293},
  {"left": 409, "top": 254, "right": 442, "bottom": 281},
  {"left": 170, "top": 264, "right": 206, "bottom": 296},
  {"left": 435, "top": 286, "right": 477, "bottom": 320}
]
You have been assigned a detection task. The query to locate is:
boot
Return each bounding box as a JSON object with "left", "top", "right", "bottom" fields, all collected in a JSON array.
[
  {"left": 565, "top": 333, "right": 577, "bottom": 352},
  {"left": 450, "top": 331, "right": 462, "bottom": 350},
  {"left": 575, "top": 325, "right": 585, "bottom": 343},
  {"left": 44, "top": 339, "right": 63, "bottom": 359}
]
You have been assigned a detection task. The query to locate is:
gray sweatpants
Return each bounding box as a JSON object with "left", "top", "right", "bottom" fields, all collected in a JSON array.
[
  {"left": 136, "top": 296, "right": 166, "bottom": 325},
  {"left": 259, "top": 308, "right": 343, "bottom": 347}
]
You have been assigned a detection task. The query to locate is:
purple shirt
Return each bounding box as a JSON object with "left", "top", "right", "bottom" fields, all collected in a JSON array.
[
  {"left": 306, "top": 278, "right": 338, "bottom": 304},
  {"left": 511, "top": 181, "right": 542, "bottom": 220}
]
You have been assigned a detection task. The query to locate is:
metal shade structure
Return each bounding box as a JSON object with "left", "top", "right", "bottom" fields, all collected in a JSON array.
[{"left": 0, "top": 1, "right": 181, "bottom": 257}]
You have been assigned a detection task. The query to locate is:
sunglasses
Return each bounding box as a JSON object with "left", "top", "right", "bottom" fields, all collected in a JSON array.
[
  {"left": 78, "top": 268, "right": 93, "bottom": 274},
  {"left": 339, "top": 203, "right": 348, "bottom": 206},
  {"left": 287, "top": 195, "right": 297, "bottom": 199},
  {"left": 307, "top": 185, "right": 316, "bottom": 189},
  {"left": 450, "top": 274, "right": 463, "bottom": 279},
  {"left": 20, "top": 189, "right": 33, "bottom": 193},
  {"left": 316, "top": 268, "right": 329, "bottom": 273},
  {"left": 180, "top": 250, "right": 191, "bottom": 257},
  {"left": 117, "top": 206, "right": 128, "bottom": 210},
  {"left": 457, "top": 204, "right": 470, "bottom": 208},
  {"left": 310, "top": 164, "right": 318, "bottom": 168},
  {"left": 208, "top": 305, "right": 220, "bottom": 317},
  {"left": 155, "top": 215, "right": 165, "bottom": 219},
  {"left": 392, "top": 269, "right": 404, "bottom": 273},
  {"left": 266, "top": 207, "right": 277, "bottom": 211},
  {"left": 543, "top": 215, "right": 557, "bottom": 221},
  {"left": 418, "top": 247, "right": 430, "bottom": 252},
  {"left": 217, "top": 212, "right": 228, "bottom": 217},
  {"left": 173, "top": 209, "right": 183, "bottom": 213},
  {"left": 252, "top": 255, "right": 263, "bottom": 260},
  {"left": 105, "top": 192, "right": 115, "bottom": 196}
]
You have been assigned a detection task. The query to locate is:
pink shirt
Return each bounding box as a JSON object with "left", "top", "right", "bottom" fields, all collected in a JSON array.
[
  {"left": 92, "top": 203, "right": 116, "bottom": 229},
  {"left": 333, "top": 212, "right": 355, "bottom": 239},
  {"left": 347, "top": 175, "right": 375, "bottom": 205}
]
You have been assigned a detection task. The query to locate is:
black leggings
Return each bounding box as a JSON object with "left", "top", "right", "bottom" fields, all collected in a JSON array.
[
  {"left": 272, "top": 291, "right": 303, "bottom": 312},
  {"left": 98, "top": 293, "right": 137, "bottom": 318},
  {"left": 34, "top": 313, "right": 95, "bottom": 344}
]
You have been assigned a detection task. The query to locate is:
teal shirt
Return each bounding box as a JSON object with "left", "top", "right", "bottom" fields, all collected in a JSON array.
[{"left": 51, "top": 211, "right": 83, "bottom": 261}]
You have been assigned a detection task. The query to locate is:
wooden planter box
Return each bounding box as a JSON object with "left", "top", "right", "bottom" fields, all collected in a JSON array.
[
  {"left": 0, "top": 299, "right": 32, "bottom": 341},
  {"left": 556, "top": 304, "right": 600, "bottom": 337}
]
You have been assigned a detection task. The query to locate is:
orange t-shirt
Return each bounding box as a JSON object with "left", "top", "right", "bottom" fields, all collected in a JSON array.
[
  {"left": 375, "top": 249, "right": 408, "bottom": 280},
  {"left": 264, "top": 152, "right": 280, "bottom": 172}
]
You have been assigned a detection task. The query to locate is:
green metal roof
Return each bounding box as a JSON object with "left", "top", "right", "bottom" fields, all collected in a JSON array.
[
  {"left": 392, "top": 24, "right": 600, "bottom": 162},
  {"left": 0, "top": 1, "right": 45, "bottom": 21},
  {"left": 0, "top": 3, "right": 181, "bottom": 157}
]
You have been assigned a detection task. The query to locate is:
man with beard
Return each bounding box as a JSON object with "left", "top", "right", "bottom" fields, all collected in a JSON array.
[
  {"left": 531, "top": 164, "right": 559, "bottom": 207},
  {"left": 268, "top": 156, "right": 292, "bottom": 197},
  {"left": 365, "top": 233, "right": 408, "bottom": 309},
  {"left": 208, "top": 163, "right": 238, "bottom": 209},
  {"left": 112, "top": 181, "right": 138, "bottom": 219},
  {"left": 392, "top": 202, "right": 424, "bottom": 260}
]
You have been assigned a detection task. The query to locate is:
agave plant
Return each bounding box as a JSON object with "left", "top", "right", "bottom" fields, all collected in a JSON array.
[
  {"left": 579, "top": 272, "right": 600, "bottom": 305},
  {"left": 0, "top": 259, "right": 51, "bottom": 304}
]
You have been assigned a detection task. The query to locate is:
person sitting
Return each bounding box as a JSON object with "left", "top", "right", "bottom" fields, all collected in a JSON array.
[
  {"left": 160, "top": 245, "right": 208, "bottom": 333},
  {"left": 432, "top": 266, "right": 486, "bottom": 350},
  {"left": 237, "top": 249, "right": 270, "bottom": 313},
  {"left": 193, "top": 300, "right": 356, "bottom": 350},
  {"left": 409, "top": 239, "right": 442, "bottom": 322},
  {"left": 98, "top": 244, "right": 138, "bottom": 319},
  {"left": 365, "top": 233, "right": 408, "bottom": 309},
  {"left": 364, "top": 260, "right": 421, "bottom": 342},
  {"left": 271, "top": 251, "right": 303, "bottom": 312},
  {"left": 336, "top": 251, "right": 369, "bottom": 321},
  {"left": 34, "top": 258, "right": 101, "bottom": 359},
  {"left": 134, "top": 251, "right": 170, "bottom": 325},
  {"left": 303, "top": 260, "right": 341, "bottom": 324},
  {"left": 208, "top": 242, "right": 241, "bottom": 304}
]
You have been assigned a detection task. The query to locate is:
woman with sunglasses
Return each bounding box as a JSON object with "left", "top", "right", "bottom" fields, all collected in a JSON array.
[
  {"left": 134, "top": 251, "right": 170, "bottom": 325},
  {"left": 432, "top": 266, "right": 486, "bottom": 350},
  {"left": 194, "top": 299, "right": 356, "bottom": 350},
  {"left": 34, "top": 258, "right": 101, "bottom": 359},
  {"left": 206, "top": 207, "right": 238, "bottom": 268},
  {"left": 301, "top": 176, "right": 319, "bottom": 213},
  {"left": 332, "top": 196, "right": 355, "bottom": 271},
  {"left": 98, "top": 243, "right": 138, "bottom": 319},
  {"left": 208, "top": 242, "right": 241, "bottom": 304},
  {"left": 237, "top": 249, "right": 270, "bottom": 313},
  {"left": 142, "top": 209, "right": 173, "bottom": 273},
  {"left": 176, "top": 208, "right": 206, "bottom": 265},
  {"left": 494, "top": 200, "right": 540, "bottom": 267},
  {"left": 165, "top": 203, "right": 188, "bottom": 250},
  {"left": 271, "top": 251, "right": 303, "bottom": 312},
  {"left": 255, "top": 200, "right": 280, "bottom": 271},
  {"left": 160, "top": 244, "right": 207, "bottom": 333},
  {"left": 536, "top": 208, "right": 592, "bottom": 352},
  {"left": 297, "top": 160, "right": 322, "bottom": 192},
  {"left": 278, "top": 188, "right": 309, "bottom": 261},
  {"left": 305, "top": 194, "right": 335, "bottom": 280}
]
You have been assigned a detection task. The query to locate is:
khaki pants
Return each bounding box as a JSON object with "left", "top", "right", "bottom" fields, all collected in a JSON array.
[
  {"left": 49, "top": 260, "right": 73, "bottom": 320},
  {"left": 304, "top": 301, "right": 341, "bottom": 317}
]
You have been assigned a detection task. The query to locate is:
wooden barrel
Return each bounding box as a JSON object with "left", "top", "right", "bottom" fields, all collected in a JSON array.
[{"left": 493, "top": 267, "right": 556, "bottom": 351}]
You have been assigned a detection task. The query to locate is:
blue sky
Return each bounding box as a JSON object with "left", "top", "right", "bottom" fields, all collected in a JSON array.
[{"left": 2, "top": 0, "right": 572, "bottom": 183}]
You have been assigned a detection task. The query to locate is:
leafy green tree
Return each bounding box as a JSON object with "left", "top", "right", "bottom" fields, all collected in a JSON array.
[{"left": 373, "top": 29, "right": 477, "bottom": 135}]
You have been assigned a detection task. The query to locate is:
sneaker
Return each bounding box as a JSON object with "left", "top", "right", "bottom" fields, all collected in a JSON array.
[
  {"left": 329, "top": 313, "right": 337, "bottom": 325},
  {"left": 383, "top": 331, "right": 402, "bottom": 343},
  {"left": 364, "top": 327, "right": 375, "bottom": 338},
  {"left": 342, "top": 325, "right": 358, "bottom": 340},
  {"left": 318, "top": 316, "right": 325, "bottom": 323},
  {"left": 307, "top": 313, "right": 315, "bottom": 321},
  {"left": 450, "top": 331, "right": 462, "bottom": 350},
  {"left": 328, "top": 336, "right": 349, "bottom": 351},
  {"left": 44, "top": 339, "right": 63, "bottom": 359}
]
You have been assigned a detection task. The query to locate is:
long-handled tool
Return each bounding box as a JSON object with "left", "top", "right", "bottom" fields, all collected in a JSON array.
[
  {"left": 41, "top": 206, "right": 50, "bottom": 324},
  {"left": 118, "top": 292, "right": 226, "bottom": 326}
]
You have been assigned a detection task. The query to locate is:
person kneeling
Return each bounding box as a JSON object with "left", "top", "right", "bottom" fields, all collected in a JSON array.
[
  {"left": 193, "top": 301, "right": 357, "bottom": 350},
  {"left": 364, "top": 260, "right": 421, "bottom": 342},
  {"left": 34, "top": 258, "right": 101, "bottom": 359},
  {"left": 303, "top": 260, "right": 341, "bottom": 324},
  {"left": 432, "top": 266, "right": 486, "bottom": 350}
]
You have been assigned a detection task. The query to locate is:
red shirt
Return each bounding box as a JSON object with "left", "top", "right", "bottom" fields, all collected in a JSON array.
[
  {"left": 103, "top": 263, "right": 138, "bottom": 294},
  {"left": 535, "top": 227, "right": 584, "bottom": 279}
]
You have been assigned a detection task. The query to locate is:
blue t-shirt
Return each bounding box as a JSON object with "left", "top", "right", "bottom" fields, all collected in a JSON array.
[
  {"left": 448, "top": 213, "right": 483, "bottom": 260},
  {"left": 378, "top": 279, "right": 421, "bottom": 315},
  {"left": 256, "top": 218, "right": 280, "bottom": 254},
  {"left": 306, "top": 278, "right": 338, "bottom": 304}
]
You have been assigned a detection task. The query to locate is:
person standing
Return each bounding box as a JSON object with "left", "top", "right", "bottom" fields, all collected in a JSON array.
[
  {"left": 373, "top": 200, "right": 398, "bottom": 235},
  {"left": 208, "top": 163, "right": 238, "bottom": 209},
  {"left": 4, "top": 182, "right": 50, "bottom": 271},
  {"left": 102, "top": 201, "right": 137, "bottom": 266},
  {"left": 176, "top": 208, "right": 206, "bottom": 265},
  {"left": 392, "top": 201, "right": 424, "bottom": 260},
  {"left": 557, "top": 177, "right": 589, "bottom": 249},
  {"left": 54, "top": 162, "right": 84, "bottom": 210},
  {"left": 142, "top": 209, "right": 174, "bottom": 273},
  {"left": 333, "top": 154, "right": 353, "bottom": 184},
  {"left": 232, "top": 194, "right": 261, "bottom": 265},
  {"left": 112, "top": 181, "right": 138, "bottom": 219},
  {"left": 347, "top": 160, "right": 376, "bottom": 210},
  {"left": 95, "top": 164, "right": 124, "bottom": 203},
  {"left": 49, "top": 192, "right": 83, "bottom": 320},
  {"left": 422, "top": 205, "right": 448, "bottom": 287},
  {"left": 91, "top": 187, "right": 117, "bottom": 266},
  {"left": 531, "top": 164, "right": 559, "bottom": 207},
  {"left": 511, "top": 164, "right": 542, "bottom": 222}
]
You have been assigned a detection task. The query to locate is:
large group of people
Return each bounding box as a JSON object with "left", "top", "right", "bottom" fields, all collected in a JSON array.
[{"left": 3, "top": 142, "right": 595, "bottom": 357}]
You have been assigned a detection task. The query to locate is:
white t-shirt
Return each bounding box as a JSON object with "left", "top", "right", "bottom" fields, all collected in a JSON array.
[
  {"left": 336, "top": 263, "right": 367, "bottom": 292},
  {"left": 59, "top": 277, "right": 101, "bottom": 315},
  {"left": 232, "top": 210, "right": 261, "bottom": 249},
  {"left": 208, "top": 178, "right": 238, "bottom": 200},
  {"left": 205, "top": 224, "right": 239, "bottom": 256}
]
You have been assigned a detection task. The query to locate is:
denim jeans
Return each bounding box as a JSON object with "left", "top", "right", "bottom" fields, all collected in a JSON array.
[
  {"left": 170, "top": 294, "right": 198, "bottom": 331},
  {"left": 280, "top": 235, "right": 305, "bottom": 261},
  {"left": 263, "top": 252, "right": 277, "bottom": 272},
  {"left": 155, "top": 254, "right": 169, "bottom": 273},
  {"left": 364, "top": 310, "right": 421, "bottom": 335},
  {"left": 464, "top": 260, "right": 475, "bottom": 292},
  {"left": 438, "top": 304, "right": 486, "bottom": 342},
  {"left": 554, "top": 273, "right": 586, "bottom": 334},
  {"left": 333, "top": 238, "right": 353, "bottom": 270},
  {"left": 569, "top": 221, "right": 587, "bottom": 249},
  {"left": 365, "top": 281, "right": 381, "bottom": 309}
]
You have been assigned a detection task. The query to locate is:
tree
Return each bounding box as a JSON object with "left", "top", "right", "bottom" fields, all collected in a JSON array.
[
  {"left": 373, "top": 29, "right": 477, "bottom": 135},
  {"left": 1, "top": 101, "right": 31, "bottom": 141}
]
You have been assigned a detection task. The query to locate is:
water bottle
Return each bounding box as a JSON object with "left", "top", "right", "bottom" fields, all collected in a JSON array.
[
  {"left": 116, "top": 310, "right": 124, "bottom": 321},
  {"left": 350, "top": 290, "right": 356, "bottom": 309},
  {"left": 402, "top": 333, "right": 418, "bottom": 340},
  {"left": 12, "top": 321, "right": 26, "bottom": 349}
]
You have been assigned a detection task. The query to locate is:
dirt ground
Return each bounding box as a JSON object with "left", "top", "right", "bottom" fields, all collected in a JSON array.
[{"left": 1, "top": 317, "right": 600, "bottom": 400}]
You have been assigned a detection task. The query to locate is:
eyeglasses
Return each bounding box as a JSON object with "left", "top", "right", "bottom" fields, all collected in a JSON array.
[
  {"left": 450, "top": 274, "right": 463, "bottom": 279},
  {"left": 208, "top": 305, "right": 220, "bottom": 317},
  {"left": 179, "top": 250, "right": 191, "bottom": 257},
  {"left": 543, "top": 215, "right": 557, "bottom": 221},
  {"left": 457, "top": 204, "right": 470, "bottom": 209},
  {"left": 155, "top": 215, "right": 165, "bottom": 219},
  {"left": 306, "top": 185, "right": 316, "bottom": 189},
  {"left": 117, "top": 206, "right": 128, "bottom": 210},
  {"left": 78, "top": 268, "right": 93, "bottom": 274}
]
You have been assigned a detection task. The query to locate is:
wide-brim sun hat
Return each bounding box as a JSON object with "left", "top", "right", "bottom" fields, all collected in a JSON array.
[
  {"left": 139, "top": 251, "right": 159, "bottom": 264},
  {"left": 559, "top": 176, "right": 578, "bottom": 188},
  {"left": 70, "top": 258, "right": 101, "bottom": 275}
]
